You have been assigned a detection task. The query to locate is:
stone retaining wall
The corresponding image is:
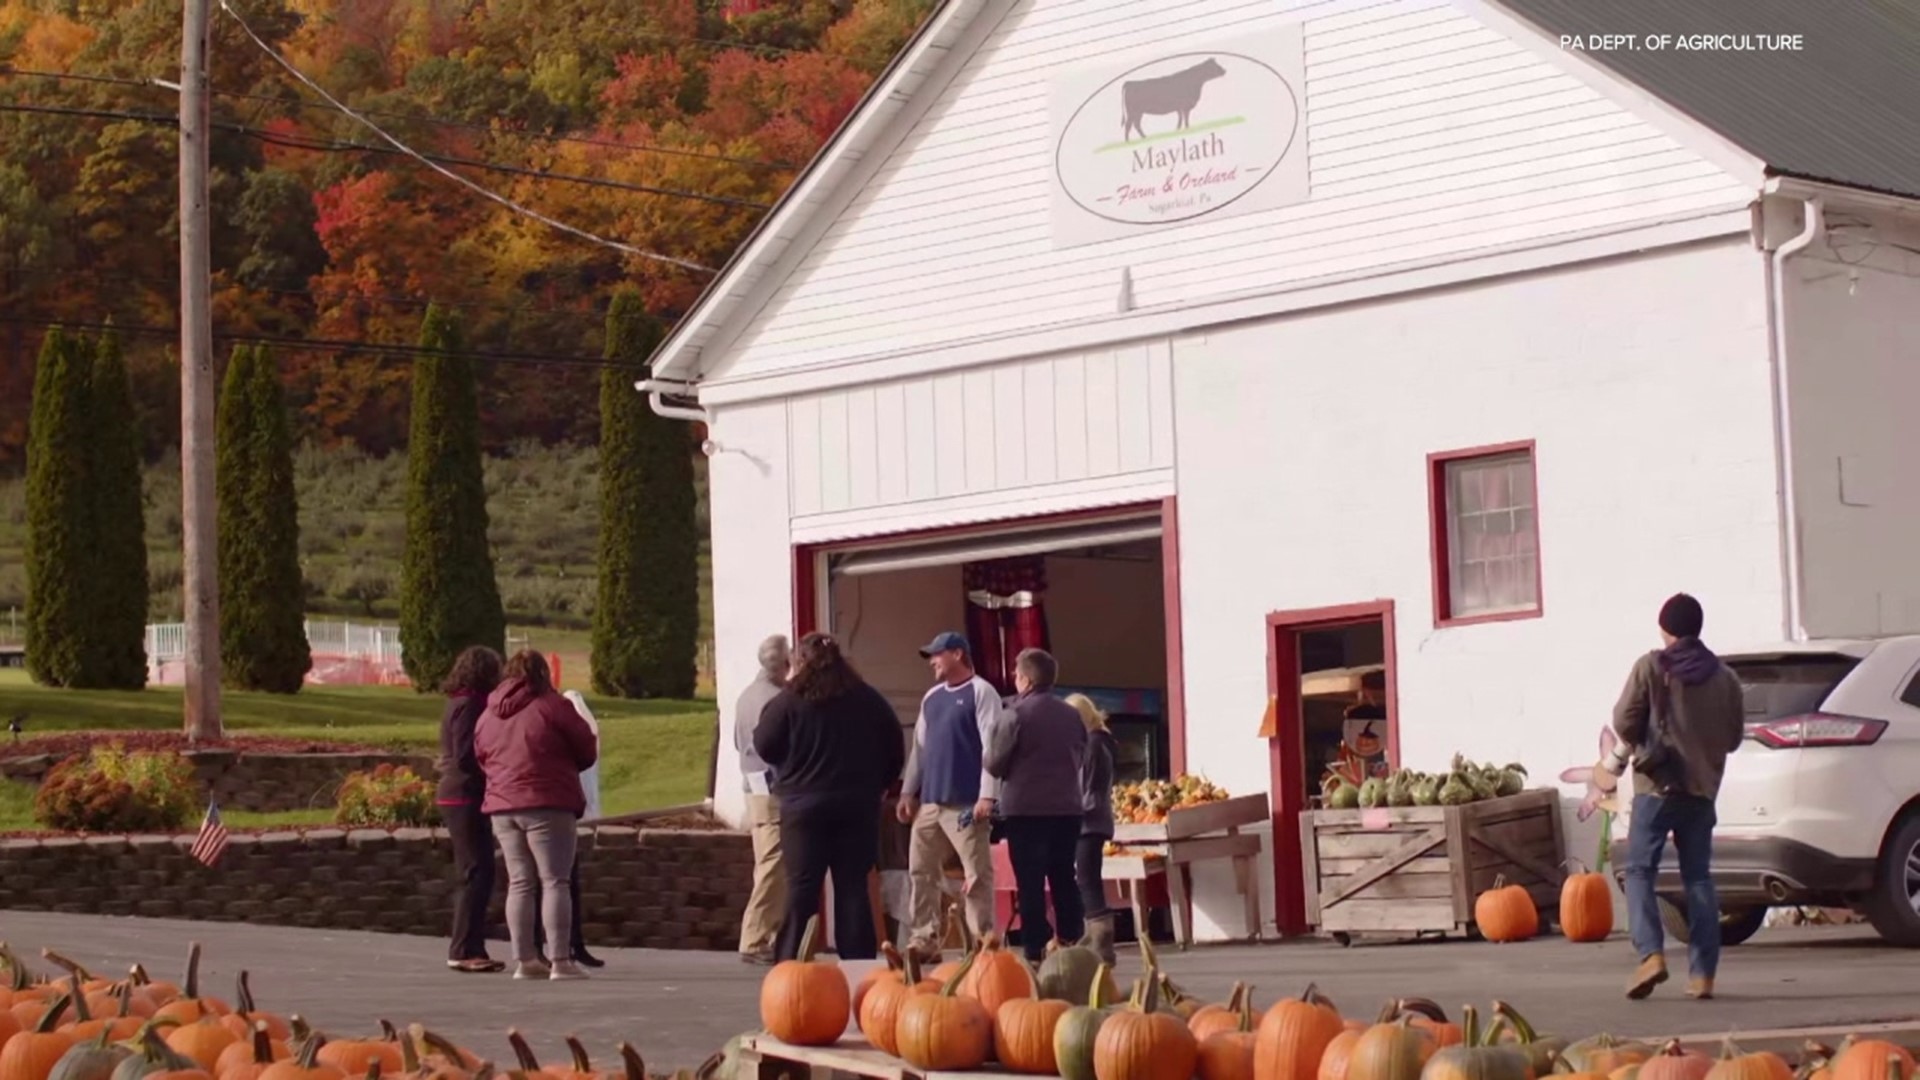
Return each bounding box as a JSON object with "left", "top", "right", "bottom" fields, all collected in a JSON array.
[
  {"left": 0, "top": 825, "right": 752, "bottom": 951},
  {"left": 0, "top": 750, "right": 438, "bottom": 813}
]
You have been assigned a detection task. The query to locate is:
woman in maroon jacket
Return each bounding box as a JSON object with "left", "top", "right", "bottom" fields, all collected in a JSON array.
[
  {"left": 474, "top": 650, "right": 598, "bottom": 981},
  {"left": 437, "top": 645, "right": 505, "bottom": 973}
]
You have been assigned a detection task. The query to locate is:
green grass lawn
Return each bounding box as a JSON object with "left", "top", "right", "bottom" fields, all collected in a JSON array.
[{"left": 0, "top": 669, "right": 716, "bottom": 831}]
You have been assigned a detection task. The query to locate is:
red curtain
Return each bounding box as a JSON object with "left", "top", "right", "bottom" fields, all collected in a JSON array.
[{"left": 963, "top": 556, "right": 1050, "bottom": 695}]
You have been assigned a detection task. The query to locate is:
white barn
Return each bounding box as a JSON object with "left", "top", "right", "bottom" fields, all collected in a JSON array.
[{"left": 647, "top": 0, "right": 1920, "bottom": 941}]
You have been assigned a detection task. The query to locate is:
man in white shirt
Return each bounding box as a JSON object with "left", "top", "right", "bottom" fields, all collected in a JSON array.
[
  {"left": 896, "top": 631, "right": 1004, "bottom": 962},
  {"left": 733, "top": 634, "right": 790, "bottom": 965}
]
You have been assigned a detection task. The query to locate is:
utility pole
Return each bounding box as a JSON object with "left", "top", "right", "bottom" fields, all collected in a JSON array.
[{"left": 179, "top": 0, "right": 223, "bottom": 740}]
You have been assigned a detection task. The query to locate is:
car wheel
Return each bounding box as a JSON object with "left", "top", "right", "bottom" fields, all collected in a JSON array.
[
  {"left": 1656, "top": 896, "right": 1766, "bottom": 946},
  {"left": 1863, "top": 811, "right": 1920, "bottom": 947}
]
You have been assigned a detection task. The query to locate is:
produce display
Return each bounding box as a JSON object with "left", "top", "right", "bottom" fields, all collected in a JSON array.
[
  {"left": 1322, "top": 755, "right": 1528, "bottom": 810},
  {"left": 0, "top": 942, "right": 711, "bottom": 1080},
  {"left": 1113, "top": 776, "right": 1233, "bottom": 825}
]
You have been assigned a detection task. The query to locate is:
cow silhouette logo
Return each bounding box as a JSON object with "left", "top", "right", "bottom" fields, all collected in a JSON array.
[
  {"left": 1051, "top": 43, "right": 1304, "bottom": 238},
  {"left": 1121, "top": 58, "right": 1227, "bottom": 141}
]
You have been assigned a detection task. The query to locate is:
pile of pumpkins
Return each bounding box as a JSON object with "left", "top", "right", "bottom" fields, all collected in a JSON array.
[
  {"left": 757, "top": 915, "right": 1914, "bottom": 1080},
  {"left": 0, "top": 942, "right": 712, "bottom": 1080}
]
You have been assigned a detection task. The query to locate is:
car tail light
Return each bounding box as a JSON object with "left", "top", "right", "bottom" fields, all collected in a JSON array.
[{"left": 1745, "top": 713, "right": 1887, "bottom": 748}]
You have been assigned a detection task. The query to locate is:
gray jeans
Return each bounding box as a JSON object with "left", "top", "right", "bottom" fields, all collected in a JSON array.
[{"left": 492, "top": 809, "right": 578, "bottom": 964}]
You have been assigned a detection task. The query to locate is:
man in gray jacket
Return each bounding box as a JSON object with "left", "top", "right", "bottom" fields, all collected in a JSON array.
[
  {"left": 985, "top": 648, "right": 1087, "bottom": 963},
  {"left": 733, "top": 634, "right": 790, "bottom": 965}
]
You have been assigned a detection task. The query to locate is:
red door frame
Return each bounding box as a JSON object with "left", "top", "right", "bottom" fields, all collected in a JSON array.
[
  {"left": 1265, "top": 600, "right": 1399, "bottom": 938},
  {"left": 789, "top": 497, "right": 1189, "bottom": 946}
]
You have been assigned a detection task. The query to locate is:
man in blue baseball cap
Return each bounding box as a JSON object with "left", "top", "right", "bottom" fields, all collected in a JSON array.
[{"left": 896, "top": 630, "right": 1005, "bottom": 962}]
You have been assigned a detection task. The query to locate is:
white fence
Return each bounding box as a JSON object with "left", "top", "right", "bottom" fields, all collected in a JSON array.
[{"left": 145, "top": 619, "right": 408, "bottom": 687}]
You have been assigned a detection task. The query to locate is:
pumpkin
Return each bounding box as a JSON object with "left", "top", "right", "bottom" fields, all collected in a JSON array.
[
  {"left": 618, "top": 1045, "right": 649, "bottom": 1080},
  {"left": 216, "top": 1022, "right": 290, "bottom": 1080},
  {"left": 1039, "top": 938, "right": 1120, "bottom": 1008},
  {"left": 390, "top": 1031, "right": 462, "bottom": 1080},
  {"left": 1474, "top": 878, "right": 1539, "bottom": 944},
  {"left": 1349, "top": 1015, "right": 1439, "bottom": 1080},
  {"left": 928, "top": 909, "right": 974, "bottom": 985},
  {"left": 958, "top": 935, "right": 1033, "bottom": 1021},
  {"left": 1197, "top": 983, "right": 1258, "bottom": 1080},
  {"left": 1254, "top": 984, "right": 1346, "bottom": 1080},
  {"left": 758, "top": 916, "right": 849, "bottom": 1048},
  {"left": 992, "top": 963, "right": 1070, "bottom": 1075},
  {"left": 153, "top": 948, "right": 230, "bottom": 1027},
  {"left": 894, "top": 953, "right": 992, "bottom": 1071},
  {"left": 853, "top": 945, "right": 904, "bottom": 1020},
  {"left": 1191, "top": 985, "right": 1255, "bottom": 1044},
  {"left": 313, "top": 1024, "right": 401, "bottom": 1078},
  {"left": 1489, "top": 1002, "right": 1564, "bottom": 1077},
  {"left": 1134, "top": 938, "right": 1198, "bottom": 1019},
  {"left": 0, "top": 1005, "right": 21, "bottom": 1055},
  {"left": 1054, "top": 964, "right": 1119, "bottom": 1080},
  {"left": 125, "top": 971, "right": 175, "bottom": 1014},
  {"left": 1322, "top": 1004, "right": 1405, "bottom": 1080},
  {"left": 1418, "top": 1007, "right": 1531, "bottom": 1080},
  {"left": 0, "top": 948, "right": 47, "bottom": 1010},
  {"left": 220, "top": 977, "right": 289, "bottom": 1046},
  {"left": 111, "top": 1024, "right": 209, "bottom": 1080},
  {"left": 1093, "top": 977, "right": 1198, "bottom": 1080},
  {"left": 166, "top": 1018, "right": 239, "bottom": 1074},
  {"left": 45, "top": 1027, "right": 134, "bottom": 1080},
  {"left": 1557, "top": 861, "right": 1614, "bottom": 944},
  {"left": 70, "top": 984, "right": 145, "bottom": 1046},
  {"left": 2, "top": 995, "right": 76, "bottom": 1080},
  {"left": 406, "top": 1028, "right": 476, "bottom": 1075},
  {"left": 858, "top": 952, "right": 936, "bottom": 1057},
  {"left": 1637, "top": 1041, "right": 1715, "bottom": 1080},
  {"left": 1557, "top": 1036, "right": 1656, "bottom": 1076},
  {"left": 1703, "top": 1039, "right": 1790, "bottom": 1080},
  {"left": 253, "top": 1037, "right": 345, "bottom": 1080},
  {"left": 1392, "top": 1001, "right": 1462, "bottom": 1051},
  {"left": 36, "top": 960, "right": 114, "bottom": 1018},
  {"left": 1832, "top": 1042, "right": 1917, "bottom": 1080}
]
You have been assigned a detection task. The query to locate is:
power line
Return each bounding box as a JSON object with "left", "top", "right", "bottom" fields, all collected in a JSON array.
[
  {"left": 0, "top": 64, "right": 798, "bottom": 171},
  {"left": 0, "top": 314, "right": 639, "bottom": 370},
  {"left": 217, "top": 0, "right": 716, "bottom": 275},
  {"left": 0, "top": 100, "right": 770, "bottom": 210}
]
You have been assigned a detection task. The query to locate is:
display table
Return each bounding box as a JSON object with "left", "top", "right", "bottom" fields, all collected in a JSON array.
[{"left": 1105, "top": 792, "right": 1268, "bottom": 949}]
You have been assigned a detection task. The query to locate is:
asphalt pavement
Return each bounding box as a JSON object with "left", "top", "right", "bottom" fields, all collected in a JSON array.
[{"left": 0, "top": 912, "right": 1913, "bottom": 1071}]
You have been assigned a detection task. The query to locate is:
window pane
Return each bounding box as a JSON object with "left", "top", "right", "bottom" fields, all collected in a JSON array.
[
  {"left": 1516, "top": 556, "right": 1538, "bottom": 605},
  {"left": 1514, "top": 508, "right": 1537, "bottom": 554},
  {"left": 1485, "top": 465, "right": 1511, "bottom": 511},
  {"left": 1452, "top": 464, "right": 1482, "bottom": 514},
  {"left": 1486, "top": 558, "right": 1514, "bottom": 607},
  {"left": 1458, "top": 563, "right": 1487, "bottom": 613},
  {"left": 1509, "top": 462, "right": 1535, "bottom": 510}
]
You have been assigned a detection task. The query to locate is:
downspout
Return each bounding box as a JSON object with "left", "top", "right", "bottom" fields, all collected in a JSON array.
[
  {"left": 636, "top": 377, "right": 709, "bottom": 424},
  {"left": 1765, "top": 195, "right": 1824, "bottom": 643}
]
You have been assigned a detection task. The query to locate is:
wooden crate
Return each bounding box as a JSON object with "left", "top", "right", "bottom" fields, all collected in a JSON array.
[
  {"left": 1113, "top": 792, "right": 1269, "bottom": 842},
  {"left": 1300, "top": 788, "right": 1565, "bottom": 940}
]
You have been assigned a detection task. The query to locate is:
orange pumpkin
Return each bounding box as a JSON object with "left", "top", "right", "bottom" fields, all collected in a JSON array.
[
  {"left": 36, "top": 962, "right": 113, "bottom": 1022},
  {"left": 852, "top": 945, "right": 904, "bottom": 1020},
  {"left": 314, "top": 1022, "right": 402, "bottom": 1077},
  {"left": 220, "top": 975, "right": 290, "bottom": 1045},
  {"left": 1197, "top": 983, "right": 1258, "bottom": 1080},
  {"left": 166, "top": 1016, "right": 240, "bottom": 1072},
  {"left": 1638, "top": 1040, "right": 1716, "bottom": 1080},
  {"left": 1558, "top": 861, "right": 1614, "bottom": 944},
  {"left": 0, "top": 995, "right": 75, "bottom": 1080},
  {"left": 153, "top": 946, "right": 231, "bottom": 1026},
  {"left": 1832, "top": 1042, "right": 1918, "bottom": 1080},
  {"left": 218, "top": 1022, "right": 292, "bottom": 1080},
  {"left": 128, "top": 967, "right": 178, "bottom": 1012},
  {"left": 858, "top": 952, "right": 936, "bottom": 1057},
  {"left": 256, "top": 1036, "right": 347, "bottom": 1080},
  {"left": 1704, "top": 1038, "right": 1791, "bottom": 1080},
  {"left": 406, "top": 1027, "right": 477, "bottom": 1074},
  {"left": 1093, "top": 978, "right": 1198, "bottom": 1080},
  {"left": 1393, "top": 1000, "right": 1462, "bottom": 1050},
  {"left": 758, "top": 916, "right": 850, "bottom": 1048},
  {"left": 1191, "top": 985, "right": 1255, "bottom": 1044},
  {"left": 1473, "top": 876, "right": 1539, "bottom": 943},
  {"left": 928, "top": 909, "right": 974, "bottom": 986},
  {"left": 68, "top": 982, "right": 144, "bottom": 1045},
  {"left": 1348, "top": 1012, "right": 1437, "bottom": 1080},
  {"left": 895, "top": 956, "right": 992, "bottom": 1071},
  {"left": 0, "top": 1005, "right": 20, "bottom": 1054},
  {"left": 1254, "top": 984, "right": 1345, "bottom": 1080},
  {"left": 1559, "top": 1035, "right": 1656, "bottom": 1076},
  {"left": 960, "top": 935, "right": 1033, "bottom": 1021},
  {"left": 992, "top": 964, "right": 1071, "bottom": 1075}
]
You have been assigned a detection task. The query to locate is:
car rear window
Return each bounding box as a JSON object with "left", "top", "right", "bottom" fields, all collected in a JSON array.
[{"left": 1726, "top": 655, "right": 1861, "bottom": 721}]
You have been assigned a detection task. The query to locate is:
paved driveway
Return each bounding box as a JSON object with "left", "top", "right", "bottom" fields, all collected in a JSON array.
[{"left": 0, "top": 913, "right": 1912, "bottom": 1071}]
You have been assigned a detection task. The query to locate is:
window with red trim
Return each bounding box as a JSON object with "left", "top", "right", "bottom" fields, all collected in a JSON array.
[{"left": 1431, "top": 444, "right": 1540, "bottom": 625}]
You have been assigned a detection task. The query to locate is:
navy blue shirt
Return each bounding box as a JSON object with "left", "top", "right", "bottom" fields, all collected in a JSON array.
[{"left": 903, "top": 675, "right": 1004, "bottom": 806}]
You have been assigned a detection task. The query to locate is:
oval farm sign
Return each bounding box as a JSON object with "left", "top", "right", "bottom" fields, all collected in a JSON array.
[{"left": 1048, "top": 31, "right": 1311, "bottom": 249}]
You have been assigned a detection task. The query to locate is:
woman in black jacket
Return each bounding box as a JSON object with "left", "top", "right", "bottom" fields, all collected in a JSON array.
[
  {"left": 437, "top": 645, "right": 504, "bottom": 973},
  {"left": 754, "top": 632, "right": 906, "bottom": 961}
]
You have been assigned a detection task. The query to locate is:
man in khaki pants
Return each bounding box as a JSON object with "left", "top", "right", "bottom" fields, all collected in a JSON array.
[
  {"left": 896, "top": 631, "right": 1004, "bottom": 963},
  {"left": 734, "top": 634, "right": 791, "bottom": 965}
]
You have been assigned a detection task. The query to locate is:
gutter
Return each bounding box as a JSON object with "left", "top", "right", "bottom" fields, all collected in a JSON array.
[
  {"left": 636, "top": 377, "right": 708, "bottom": 424},
  {"left": 1761, "top": 188, "right": 1825, "bottom": 643}
]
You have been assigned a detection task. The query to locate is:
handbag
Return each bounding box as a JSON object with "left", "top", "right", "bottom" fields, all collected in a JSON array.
[{"left": 1631, "top": 651, "right": 1683, "bottom": 792}]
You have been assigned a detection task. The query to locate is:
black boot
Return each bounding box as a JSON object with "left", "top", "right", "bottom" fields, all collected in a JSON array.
[{"left": 573, "top": 945, "right": 605, "bottom": 968}]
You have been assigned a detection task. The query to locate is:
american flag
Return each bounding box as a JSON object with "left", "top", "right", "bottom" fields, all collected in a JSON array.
[{"left": 190, "top": 802, "right": 230, "bottom": 868}]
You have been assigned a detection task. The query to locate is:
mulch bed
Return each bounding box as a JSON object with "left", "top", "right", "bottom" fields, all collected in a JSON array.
[{"left": 2, "top": 731, "right": 385, "bottom": 761}]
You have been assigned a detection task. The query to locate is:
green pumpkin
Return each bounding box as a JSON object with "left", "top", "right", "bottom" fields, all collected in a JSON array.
[
  {"left": 50, "top": 1031, "right": 135, "bottom": 1080},
  {"left": 109, "top": 1023, "right": 203, "bottom": 1080},
  {"left": 1052, "top": 963, "right": 1119, "bottom": 1080},
  {"left": 1488, "top": 1002, "right": 1566, "bottom": 1077},
  {"left": 1420, "top": 1006, "right": 1533, "bottom": 1080},
  {"left": 1037, "top": 942, "right": 1119, "bottom": 1007},
  {"left": 1554, "top": 1034, "right": 1656, "bottom": 1075}
]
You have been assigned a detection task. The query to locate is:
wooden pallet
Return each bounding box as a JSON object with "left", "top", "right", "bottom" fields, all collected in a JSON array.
[
  {"left": 1301, "top": 788, "right": 1565, "bottom": 942},
  {"left": 739, "top": 1035, "right": 1030, "bottom": 1080}
]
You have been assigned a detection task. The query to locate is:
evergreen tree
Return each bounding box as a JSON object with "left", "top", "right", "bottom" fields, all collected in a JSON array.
[
  {"left": 24, "top": 328, "right": 92, "bottom": 687},
  {"left": 399, "top": 305, "right": 504, "bottom": 690},
  {"left": 591, "top": 291, "right": 699, "bottom": 699},
  {"left": 218, "top": 345, "right": 312, "bottom": 693},
  {"left": 84, "top": 326, "right": 150, "bottom": 689}
]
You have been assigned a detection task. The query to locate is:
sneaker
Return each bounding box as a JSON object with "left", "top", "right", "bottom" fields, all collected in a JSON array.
[
  {"left": 1687, "top": 976, "right": 1714, "bottom": 1000},
  {"left": 739, "top": 950, "right": 776, "bottom": 967},
  {"left": 513, "top": 961, "right": 552, "bottom": 981},
  {"left": 448, "top": 958, "right": 505, "bottom": 974},
  {"left": 1625, "top": 954, "right": 1669, "bottom": 1000},
  {"left": 549, "top": 961, "right": 589, "bottom": 982}
]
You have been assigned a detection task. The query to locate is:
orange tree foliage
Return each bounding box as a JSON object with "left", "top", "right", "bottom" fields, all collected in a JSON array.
[{"left": 0, "top": 0, "right": 938, "bottom": 468}]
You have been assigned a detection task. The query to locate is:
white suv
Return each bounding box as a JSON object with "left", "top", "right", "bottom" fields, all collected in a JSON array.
[{"left": 1609, "top": 636, "right": 1920, "bottom": 947}]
